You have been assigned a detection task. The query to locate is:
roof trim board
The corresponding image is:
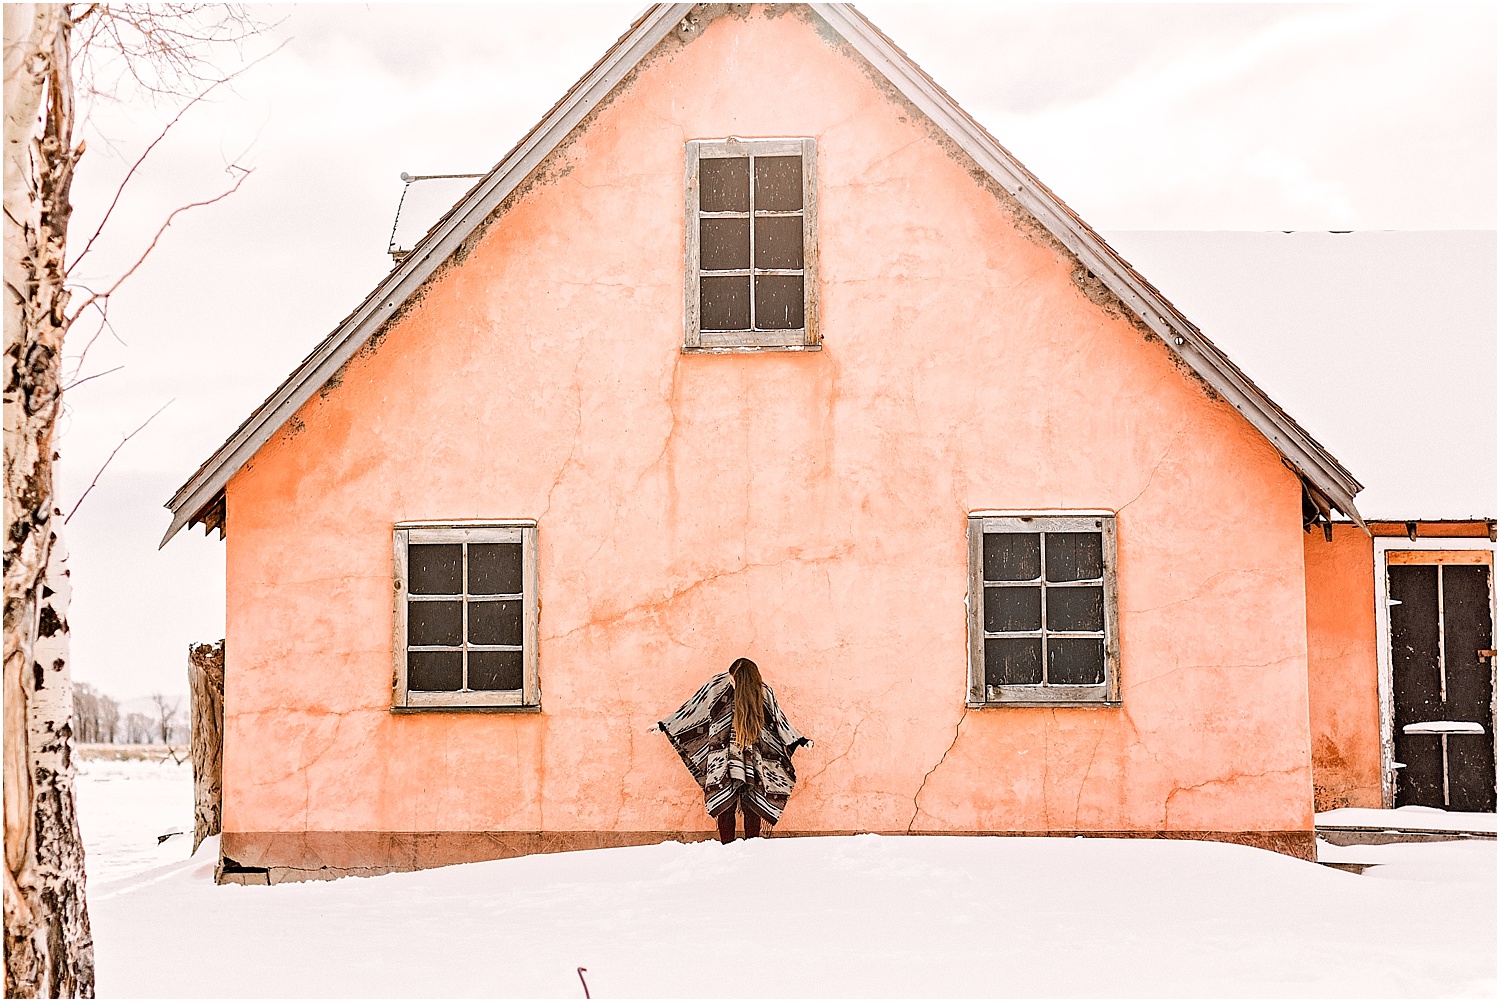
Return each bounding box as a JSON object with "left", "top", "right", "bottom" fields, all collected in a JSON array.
[{"left": 162, "top": 2, "right": 1363, "bottom": 546}]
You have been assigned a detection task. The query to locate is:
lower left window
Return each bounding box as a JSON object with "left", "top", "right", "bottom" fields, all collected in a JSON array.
[{"left": 392, "top": 522, "right": 539, "bottom": 710}]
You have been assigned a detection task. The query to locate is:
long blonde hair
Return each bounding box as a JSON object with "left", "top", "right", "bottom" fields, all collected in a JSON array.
[{"left": 729, "top": 658, "right": 764, "bottom": 751}]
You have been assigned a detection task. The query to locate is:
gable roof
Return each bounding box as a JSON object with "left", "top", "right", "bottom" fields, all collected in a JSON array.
[{"left": 162, "top": 2, "right": 1364, "bottom": 545}]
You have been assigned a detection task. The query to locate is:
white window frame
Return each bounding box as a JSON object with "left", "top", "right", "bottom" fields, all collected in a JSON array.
[
  {"left": 683, "top": 137, "right": 820, "bottom": 353},
  {"left": 392, "top": 521, "right": 539, "bottom": 711},
  {"left": 966, "top": 512, "right": 1121, "bottom": 707}
]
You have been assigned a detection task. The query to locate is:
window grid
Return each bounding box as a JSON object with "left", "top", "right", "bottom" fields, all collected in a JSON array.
[
  {"left": 684, "top": 137, "right": 819, "bottom": 351},
  {"left": 393, "top": 523, "right": 539, "bottom": 712},
  {"left": 405, "top": 541, "right": 525, "bottom": 693},
  {"left": 697, "top": 155, "right": 806, "bottom": 333},
  {"left": 967, "top": 514, "right": 1120, "bottom": 707},
  {"left": 983, "top": 532, "right": 1108, "bottom": 686}
]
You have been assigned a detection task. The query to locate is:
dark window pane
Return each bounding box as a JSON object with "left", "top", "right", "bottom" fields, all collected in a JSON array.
[
  {"left": 986, "top": 638, "right": 1042, "bottom": 686},
  {"left": 700, "top": 157, "right": 749, "bottom": 212},
  {"left": 754, "top": 156, "right": 802, "bottom": 211},
  {"left": 408, "top": 600, "right": 462, "bottom": 646},
  {"left": 468, "top": 543, "right": 522, "bottom": 596},
  {"left": 469, "top": 599, "right": 523, "bottom": 647},
  {"left": 1047, "top": 586, "right": 1104, "bottom": 633},
  {"left": 408, "top": 650, "right": 462, "bottom": 691},
  {"left": 408, "top": 544, "right": 461, "bottom": 595},
  {"left": 1046, "top": 532, "right": 1103, "bottom": 582},
  {"left": 1048, "top": 638, "right": 1105, "bottom": 685},
  {"left": 985, "top": 586, "right": 1040, "bottom": 633},
  {"left": 754, "top": 274, "right": 803, "bottom": 329},
  {"left": 753, "top": 215, "right": 802, "bottom": 270},
  {"left": 701, "top": 275, "right": 750, "bottom": 330},
  {"left": 469, "top": 650, "right": 524, "bottom": 691},
  {"left": 983, "top": 533, "right": 1040, "bottom": 582},
  {"left": 700, "top": 218, "right": 750, "bottom": 271}
]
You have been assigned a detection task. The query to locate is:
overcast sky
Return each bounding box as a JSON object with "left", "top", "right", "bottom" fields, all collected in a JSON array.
[{"left": 55, "top": 3, "right": 1496, "bottom": 701}]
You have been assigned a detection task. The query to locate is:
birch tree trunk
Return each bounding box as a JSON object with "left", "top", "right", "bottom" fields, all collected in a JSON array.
[{"left": 4, "top": 3, "right": 95, "bottom": 996}]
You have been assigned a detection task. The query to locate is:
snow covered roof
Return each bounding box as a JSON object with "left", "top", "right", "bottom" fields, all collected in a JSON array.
[
  {"left": 387, "top": 174, "right": 485, "bottom": 262},
  {"left": 162, "top": 3, "right": 1368, "bottom": 544},
  {"left": 1105, "top": 231, "right": 1495, "bottom": 521}
]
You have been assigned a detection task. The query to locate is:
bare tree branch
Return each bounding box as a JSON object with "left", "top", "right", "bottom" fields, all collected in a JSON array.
[
  {"left": 66, "top": 164, "right": 249, "bottom": 327},
  {"left": 70, "top": 4, "right": 278, "bottom": 106},
  {"left": 61, "top": 364, "right": 122, "bottom": 391},
  {"left": 64, "top": 398, "right": 172, "bottom": 524},
  {"left": 63, "top": 303, "right": 127, "bottom": 387},
  {"left": 69, "top": 38, "right": 284, "bottom": 273}
]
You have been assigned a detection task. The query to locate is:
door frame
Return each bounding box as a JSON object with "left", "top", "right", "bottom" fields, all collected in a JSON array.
[{"left": 1374, "top": 535, "right": 1497, "bottom": 808}]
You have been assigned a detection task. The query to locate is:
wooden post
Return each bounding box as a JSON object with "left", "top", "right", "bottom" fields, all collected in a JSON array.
[{"left": 188, "top": 640, "right": 224, "bottom": 852}]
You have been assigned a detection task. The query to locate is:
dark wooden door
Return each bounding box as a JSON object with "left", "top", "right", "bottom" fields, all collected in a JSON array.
[{"left": 1389, "top": 559, "right": 1495, "bottom": 812}]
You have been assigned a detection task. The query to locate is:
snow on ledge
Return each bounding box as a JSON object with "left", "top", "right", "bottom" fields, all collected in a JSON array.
[
  {"left": 1402, "top": 721, "right": 1486, "bottom": 734},
  {"left": 1317, "top": 806, "right": 1497, "bottom": 834}
]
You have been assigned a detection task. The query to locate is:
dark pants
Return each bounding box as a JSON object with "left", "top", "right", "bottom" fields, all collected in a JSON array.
[{"left": 715, "top": 794, "right": 762, "bottom": 843}]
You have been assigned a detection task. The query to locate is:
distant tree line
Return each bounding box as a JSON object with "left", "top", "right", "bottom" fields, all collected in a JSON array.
[{"left": 70, "top": 684, "right": 186, "bottom": 744}]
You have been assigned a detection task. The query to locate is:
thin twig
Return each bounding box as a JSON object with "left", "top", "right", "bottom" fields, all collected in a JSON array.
[
  {"left": 62, "top": 364, "right": 123, "bottom": 391},
  {"left": 68, "top": 40, "right": 286, "bottom": 273},
  {"left": 66, "top": 304, "right": 127, "bottom": 381},
  {"left": 66, "top": 166, "right": 250, "bottom": 328},
  {"left": 70, "top": 4, "right": 282, "bottom": 105},
  {"left": 65, "top": 288, "right": 130, "bottom": 346},
  {"left": 64, "top": 399, "right": 174, "bottom": 524}
]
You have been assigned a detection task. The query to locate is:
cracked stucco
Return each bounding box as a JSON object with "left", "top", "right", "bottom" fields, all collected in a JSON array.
[{"left": 220, "top": 6, "right": 1315, "bottom": 842}]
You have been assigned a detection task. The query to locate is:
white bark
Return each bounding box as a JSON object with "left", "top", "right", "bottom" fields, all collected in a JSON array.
[
  {"left": 4, "top": 6, "right": 54, "bottom": 992},
  {"left": 4, "top": 3, "right": 94, "bottom": 995},
  {"left": 26, "top": 525, "right": 92, "bottom": 994}
]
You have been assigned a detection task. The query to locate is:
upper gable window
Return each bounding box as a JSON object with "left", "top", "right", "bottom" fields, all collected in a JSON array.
[
  {"left": 966, "top": 514, "right": 1121, "bottom": 707},
  {"left": 684, "top": 138, "right": 819, "bottom": 352}
]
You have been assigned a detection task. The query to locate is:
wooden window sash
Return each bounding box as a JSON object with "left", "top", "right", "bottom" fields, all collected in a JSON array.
[
  {"left": 684, "top": 137, "right": 819, "bottom": 352},
  {"left": 967, "top": 513, "right": 1121, "bottom": 707},
  {"left": 392, "top": 522, "right": 540, "bottom": 711}
]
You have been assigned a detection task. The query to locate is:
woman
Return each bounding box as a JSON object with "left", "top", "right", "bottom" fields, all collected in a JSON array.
[{"left": 656, "top": 658, "right": 810, "bottom": 843}]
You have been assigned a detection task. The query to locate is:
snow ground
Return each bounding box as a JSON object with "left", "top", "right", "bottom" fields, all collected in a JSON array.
[
  {"left": 76, "top": 756, "right": 196, "bottom": 884},
  {"left": 78, "top": 760, "right": 1495, "bottom": 998}
]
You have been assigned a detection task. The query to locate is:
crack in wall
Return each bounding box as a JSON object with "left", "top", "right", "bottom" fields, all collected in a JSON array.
[
  {"left": 537, "top": 353, "right": 588, "bottom": 525},
  {"left": 1041, "top": 711, "right": 1053, "bottom": 828},
  {"left": 907, "top": 705, "right": 968, "bottom": 833},
  {"left": 1163, "top": 765, "right": 1305, "bottom": 828},
  {"left": 800, "top": 717, "right": 862, "bottom": 789},
  {"left": 1123, "top": 568, "right": 1269, "bottom": 617},
  {"left": 1127, "top": 654, "right": 1297, "bottom": 692},
  {"left": 541, "top": 543, "right": 854, "bottom": 646},
  {"left": 1072, "top": 725, "right": 1107, "bottom": 828},
  {"left": 1116, "top": 419, "right": 1190, "bottom": 515}
]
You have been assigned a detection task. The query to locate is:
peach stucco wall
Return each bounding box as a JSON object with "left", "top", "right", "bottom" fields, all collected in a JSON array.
[
  {"left": 222, "top": 7, "right": 1315, "bottom": 841},
  {"left": 1303, "top": 527, "right": 1383, "bottom": 810}
]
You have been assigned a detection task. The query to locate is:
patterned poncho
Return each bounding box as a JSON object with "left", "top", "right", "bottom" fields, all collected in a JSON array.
[{"left": 658, "top": 673, "right": 810, "bottom": 824}]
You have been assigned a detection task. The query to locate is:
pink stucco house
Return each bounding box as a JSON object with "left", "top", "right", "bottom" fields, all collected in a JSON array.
[{"left": 164, "top": 3, "right": 1494, "bottom": 882}]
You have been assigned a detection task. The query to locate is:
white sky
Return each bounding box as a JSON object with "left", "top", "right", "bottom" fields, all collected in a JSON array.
[{"left": 55, "top": 3, "right": 1497, "bottom": 700}]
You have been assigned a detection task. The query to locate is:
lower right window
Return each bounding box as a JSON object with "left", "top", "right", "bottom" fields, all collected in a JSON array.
[{"left": 967, "top": 513, "right": 1120, "bottom": 706}]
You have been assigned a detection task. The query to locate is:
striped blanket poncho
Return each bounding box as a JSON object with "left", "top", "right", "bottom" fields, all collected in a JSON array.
[{"left": 658, "top": 673, "right": 810, "bottom": 824}]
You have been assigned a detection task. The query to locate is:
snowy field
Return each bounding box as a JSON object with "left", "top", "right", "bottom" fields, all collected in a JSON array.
[{"left": 78, "top": 758, "right": 1495, "bottom": 998}]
